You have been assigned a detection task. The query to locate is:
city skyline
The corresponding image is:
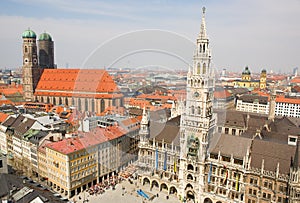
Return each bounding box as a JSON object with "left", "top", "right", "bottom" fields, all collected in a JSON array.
[{"left": 0, "top": 0, "right": 300, "bottom": 73}]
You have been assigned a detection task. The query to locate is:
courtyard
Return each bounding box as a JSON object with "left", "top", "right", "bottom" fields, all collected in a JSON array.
[{"left": 71, "top": 177, "right": 181, "bottom": 203}]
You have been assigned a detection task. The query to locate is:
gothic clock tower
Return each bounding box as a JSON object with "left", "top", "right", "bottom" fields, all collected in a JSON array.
[{"left": 178, "top": 7, "right": 216, "bottom": 201}]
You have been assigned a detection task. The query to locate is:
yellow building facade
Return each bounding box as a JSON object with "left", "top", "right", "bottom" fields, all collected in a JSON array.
[{"left": 232, "top": 67, "right": 267, "bottom": 89}]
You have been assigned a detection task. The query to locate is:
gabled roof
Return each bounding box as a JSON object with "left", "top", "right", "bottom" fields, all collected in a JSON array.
[
  {"left": 250, "top": 139, "right": 296, "bottom": 174},
  {"left": 13, "top": 115, "right": 36, "bottom": 136},
  {"left": 290, "top": 76, "right": 300, "bottom": 84},
  {"left": 35, "top": 69, "right": 121, "bottom": 97},
  {"left": 259, "top": 117, "right": 300, "bottom": 144},
  {"left": 0, "top": 112, "right": 9, "bottom": 123},
  {"left": 214, "top": 89, "right": 233, "bottom": 99},
  {"left": 216, "top": 109, "right": 247, "bottom": 128},
  {"left": 209, "top": 134, "right": 252, "bottom": 159},
  {"left": 2, "top": 116, "right": 16, "bottom": 127},
  {"left": 149, "top": 116, "right": 180, "bottom": 145},
  {"left": 46, "top": 126, "right": 127, "bottom": 155}
]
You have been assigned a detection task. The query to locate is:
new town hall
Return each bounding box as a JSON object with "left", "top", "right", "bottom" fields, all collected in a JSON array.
[{"left": 137, "top": 8, "right": 300, "bottom": 203}]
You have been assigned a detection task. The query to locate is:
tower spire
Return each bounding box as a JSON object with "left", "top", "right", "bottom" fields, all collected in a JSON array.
[
  {"left": 139, "top": 106, "right": 150, "bottom": 145},
  {"left": 141, "top": 105, "right": 149, "bottom": 125},
  {"left": 199, "top": 7, "right": 207, "bottom": 39}
]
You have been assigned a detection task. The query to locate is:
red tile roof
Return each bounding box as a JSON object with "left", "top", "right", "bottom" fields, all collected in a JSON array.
[
  {"left": 99, "top": 106, "right": 125, "bottom": 116},
  {"left": 214, "top": 90, "right": 232, "bottom": 99},
  {"left": 276, "top": 97, "right": 300, "bottom": 105},
  {"left": 291, "top": 76, "right": 300, "bottom": 84},
  {"left": 35, "top": 69, "right": 122, "bottom": 97},
  {"left": 0, "top": 112, "right": 9, "bottom": 123},
  {"left": 137, "top": 94, "right": 177, "bottom": 101},
  {"left": 46, "top": 126, "right": 128, "bottom": 155},
  {"left": 0, "top": 84, "right": 23, "bottom": 96}
]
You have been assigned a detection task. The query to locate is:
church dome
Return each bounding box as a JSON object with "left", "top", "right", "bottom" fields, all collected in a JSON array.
[
  {"left": 242, "top": 66, "right": 251, "bottom": 75},
  {"left": 22, "top": 29, "right": 36, "bottom": 38},
  {"left": 261, "top": 69, "right": 267, "bottom": 73},
  {"left": 39, "top": 32, "right": 52, "bottom": 41}
]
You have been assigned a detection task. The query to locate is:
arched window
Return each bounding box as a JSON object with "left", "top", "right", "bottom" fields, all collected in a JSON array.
[
  {"left": 197, "top": 63, "right": 201, "bottom": 74},
  {"left": 199, "top": 44, "right": 202, "bottom": 53},
  {"left": 202, "top": 63, "right": 206, "bottom": 74},
  {"left": 24, "top": 46, "right": 28, "bottom": 53},
  {"left": 72, "top": 98, "right": 75, "bottom": 106},
  {"left": 47, "top": 97, "right": 50, "bottom": 104},
  {"left": 40, "top": 97, "right": 44, "bottom": 103},
  {"left": 187, "top": 164, "right": 194, "bottom": 171},
  {"left": 85, "top": 98, "right": 88, "bottom": 111},
  {"left": 187, "top": 174, "right": 193, "bottom": 180},
  {"left": 91, "top": 99, "right": 95, "bottom": 113},
  {"left": 191, "top": 105, "right": 195, "bottom": 114},
  {"left": 203, "top": 44, "right": 206, "bottom": 53},
  {"left": 78, "top": 98, "right": 81, "bottom": 111},
  {"left": 198, "top": 106, "right": 201, "bottom": 115},
  {"left": 65, "top": 97, "right": 68, "bottom": 106},
  {"left": 101, "top": 99, "right": 105, "bottom": 112}
]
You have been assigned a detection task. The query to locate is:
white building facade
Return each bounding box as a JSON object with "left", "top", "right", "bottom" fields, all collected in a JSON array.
[
  {"left": 275, "top": 98, "right": 300, "bottom": 118},
  {"left": 236, "top": 95, "right": 269, "bottom": 115}
]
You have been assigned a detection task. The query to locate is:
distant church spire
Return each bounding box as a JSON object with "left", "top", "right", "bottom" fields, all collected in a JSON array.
[{"left": 199, "top": 7, "right": 207, "bottom": 39}]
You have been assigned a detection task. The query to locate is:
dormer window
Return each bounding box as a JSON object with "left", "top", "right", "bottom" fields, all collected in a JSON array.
[{"left": 288, "top": 135, "right": 297, "bottom": 146}]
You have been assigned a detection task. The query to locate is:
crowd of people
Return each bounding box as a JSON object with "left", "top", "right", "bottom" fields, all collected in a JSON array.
[
  {"left": 86, "top": 165, "right": 138, "bottom": 196},
  {"left": 87, "top": 175, "right": 121, "bottom": 195}
]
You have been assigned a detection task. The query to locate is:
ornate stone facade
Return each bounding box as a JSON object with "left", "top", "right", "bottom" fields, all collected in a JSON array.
[{"left": 137, "top": 7, "right": 300, "bottom": 203}]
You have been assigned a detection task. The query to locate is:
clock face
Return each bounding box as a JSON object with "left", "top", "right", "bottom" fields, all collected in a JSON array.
[
  {"left": 24, "top": 58, "right": 29, "bottom": 64},
  {"left": 33, "top": 58, "right": 37, "bottom": 64}
]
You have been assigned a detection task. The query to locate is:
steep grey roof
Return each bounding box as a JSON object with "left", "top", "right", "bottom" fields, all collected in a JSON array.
[
  {"left": 250, "top": 139, "right": 296, "bottom": 174},
  {"left": 216, "top": 109, "right": 247, "bottom": 128},
  {"left": 149, "top": 116, "right": 180, "bottom": 146},
  {"left": 209, "top": 134, "right": 252, "bottom": 159},
  {"left": 14, "top": 116, "right": 36, "bottom": 137},
  {"left": 227, "top": 88, "right": 250, "bottom": 95},
  {"left": 257, "top": 117, "right": 300, "bottom": 144},
  {"left": 150, "top": 109, "right": 171, "bottom": 122},
  {"left": 10, "top": 115, "right": 26, "bottom": 129},
  {"left": 2, "top": 116, "right": 16, "bottom": 127}
]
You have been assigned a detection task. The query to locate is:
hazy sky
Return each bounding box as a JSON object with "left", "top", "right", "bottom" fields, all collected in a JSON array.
[{"left": 0, "top": 0, "right": 299, "bottom": 73}]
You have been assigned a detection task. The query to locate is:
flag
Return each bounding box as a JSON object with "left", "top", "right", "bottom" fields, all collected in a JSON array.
[
  {"left": 163, "top": 150, "right": 167, "bottom": 171},
  {"left": 174, "top": 154, "right": 177, "bottom": 173},
  {"left": 222, "top": 166, "right": 228, "bottom": 185},
  {"left": 208, "top": 162, "right": 212, "bottom": 183},
  {"left": 236, "top": 174, "right": 239, "bottom": 191},
  {"left": 155, "top": 148, "right": 158, "bottom": 170}
]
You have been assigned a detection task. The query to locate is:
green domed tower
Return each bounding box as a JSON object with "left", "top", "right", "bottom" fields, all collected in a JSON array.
[
  {"left": 242, "top": 66, "right": 251, "bottom": 81},
  {"left": 38, "top": 32, "right": 55, "bottom": 69},
  {"left": 22, "top": 29, "right": 41, "bottom": 101}
]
